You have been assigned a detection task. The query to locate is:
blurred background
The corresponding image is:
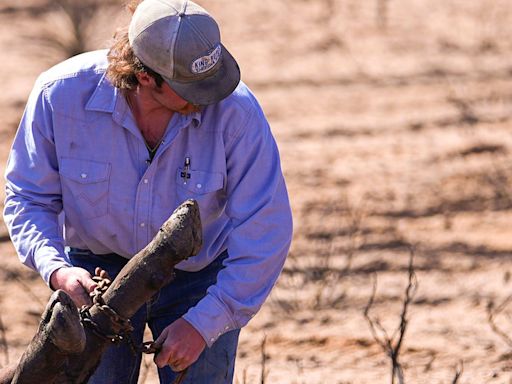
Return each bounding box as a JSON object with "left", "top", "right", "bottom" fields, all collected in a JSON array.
[{"left": 1, "top": 0, "right": 512, "bottom": 383}]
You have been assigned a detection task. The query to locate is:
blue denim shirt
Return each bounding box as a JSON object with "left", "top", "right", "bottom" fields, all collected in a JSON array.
[{"left": 3, "top": 50, "right": 293, "bottom": 346}]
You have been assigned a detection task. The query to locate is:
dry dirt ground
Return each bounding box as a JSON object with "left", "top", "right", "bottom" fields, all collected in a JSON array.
[{"left": 1, "top": 0, "right": 512, "bottom": 383}]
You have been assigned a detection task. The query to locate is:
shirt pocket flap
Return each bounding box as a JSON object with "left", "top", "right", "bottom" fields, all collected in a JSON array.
[
  {"left": 176, "top": 169, "right": 224, "bottom": 194},
  {"left": 60, "top": 158, "right": 110, "bottom": 184}
]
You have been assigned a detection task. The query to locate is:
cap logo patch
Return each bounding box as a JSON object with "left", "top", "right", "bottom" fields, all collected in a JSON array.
[{"left": 191, "top": 44, "right": 222, "bottom": 74}]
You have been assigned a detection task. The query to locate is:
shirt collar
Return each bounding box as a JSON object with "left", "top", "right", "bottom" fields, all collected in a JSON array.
[{"left": 85, "top": 73, "right": 118, "bottom": 113}]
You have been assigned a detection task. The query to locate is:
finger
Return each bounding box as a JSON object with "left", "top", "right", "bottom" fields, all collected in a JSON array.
[
  {"left": 169, "top": 361, "right": 184, "bottom": 373},
  {"left": 169, "top": 350, "right": 195, "bottom": 372},
  {"left": 95, "top": 267, "right": 111, "bottom": 281},
  {"left": 155, "top": 352, "right": 173, "bottom": 369},
  {"left": 69, "top": 283, "right": 92, "bottom": 307},
  {"left": 171, "top": 358, "right": 193, "bottom": 373},
  {"left": 78, "top": 274, "right": 97, "bottom": 294},
  {"left": 155, "top": 344, "right": 176, "bottom": 369},
  {"left": 153, "top": 330, "right": 172, "bottom": 368},
  {"left": 167, "top": 355, "right": 181, "bottom": 369},
  {"left": 100, "top": 269, "right": 111, "bottom": 280},
  {"left": 154, "top": 327, "right": 169, "bottom": 347}
]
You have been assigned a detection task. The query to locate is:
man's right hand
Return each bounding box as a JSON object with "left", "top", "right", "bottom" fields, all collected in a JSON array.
[{"left": 50, "top": 267, "right": 97, "bottom": 308}]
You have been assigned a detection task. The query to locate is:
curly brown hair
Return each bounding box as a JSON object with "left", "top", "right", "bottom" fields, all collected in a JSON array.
[
  {"left": 106, "top": 1, "right": 164, "bottom": 90},
  {"left": 126, "top": 0, "right": 143, "bottom": 14}
]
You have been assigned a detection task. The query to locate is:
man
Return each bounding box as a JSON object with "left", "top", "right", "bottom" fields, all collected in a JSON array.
[{"left": 3, "top": 0, "right": 293, "bottom": 383}]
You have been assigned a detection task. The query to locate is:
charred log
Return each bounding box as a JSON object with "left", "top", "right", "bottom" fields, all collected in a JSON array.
[{"left": 0, "top": 199, "right": 202, "bottom": 384}]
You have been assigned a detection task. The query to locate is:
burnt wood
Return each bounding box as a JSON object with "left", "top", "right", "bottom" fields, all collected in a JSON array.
[{"left": 0, "top": 199, "right": 202, "bottom": 384}]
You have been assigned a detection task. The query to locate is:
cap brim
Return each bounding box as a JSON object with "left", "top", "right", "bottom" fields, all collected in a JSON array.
[{"left": 164, "top": 44, "right": 240, "bottom": 106}]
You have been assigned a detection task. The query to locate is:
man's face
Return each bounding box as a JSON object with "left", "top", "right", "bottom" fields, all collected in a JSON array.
[{"left": 151, "top": 81, "right": 201, "bottom": 115}]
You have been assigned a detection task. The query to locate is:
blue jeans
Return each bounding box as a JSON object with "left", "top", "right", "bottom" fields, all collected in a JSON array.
[{"left": 68, "top": 249, "right": 239, "bottom": 384}]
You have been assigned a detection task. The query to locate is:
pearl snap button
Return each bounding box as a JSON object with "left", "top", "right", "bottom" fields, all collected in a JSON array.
[
  {"left": 81, "top": 173, "right": 87, "bottom": 179},
  {"left": 140, "top": 222, "right": 145, "bottom": 227},
  {"left": 196, "top": 183, "right": 202, "bottom": 189},
  {"left": 143, "top": 179, "right": 149, "bottom": 184}
]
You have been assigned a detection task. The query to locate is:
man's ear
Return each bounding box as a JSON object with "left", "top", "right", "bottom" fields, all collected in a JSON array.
[{"left": 135, "top": 72, "right": 155, "bottom": 86}]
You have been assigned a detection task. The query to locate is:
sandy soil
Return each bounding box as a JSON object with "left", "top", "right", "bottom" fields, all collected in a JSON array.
[{"left": 1, "top": 0, "right": 512, "bottom": 383}]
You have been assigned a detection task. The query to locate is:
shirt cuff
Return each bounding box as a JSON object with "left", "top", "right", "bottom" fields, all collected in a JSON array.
[
  {"left": 182, "top": 293, "right": 238, "bottom": 347},
  {"left": 38, "top": 257, "right": 73, "bottom": 287}
]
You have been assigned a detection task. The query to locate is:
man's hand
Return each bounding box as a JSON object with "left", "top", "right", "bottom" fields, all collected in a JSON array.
[
  {"left": 49, "top": 267, "right": 97, "bottom": 307},
  {"left": 153, "top": 318, "right": 206, "bottom": 372}
]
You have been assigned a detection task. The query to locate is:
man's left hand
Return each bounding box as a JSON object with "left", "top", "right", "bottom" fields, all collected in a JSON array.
[{"left": 153, "top": 318, "right": 206, "bottom": 372}]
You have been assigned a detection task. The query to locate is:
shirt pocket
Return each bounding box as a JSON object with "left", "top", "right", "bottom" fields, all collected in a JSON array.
[
  {"left": 59, "top": 157, "right": 111, "bottom": 219},
  {"left": 176, "top": 169, "right": 225, "bottom": 219}
]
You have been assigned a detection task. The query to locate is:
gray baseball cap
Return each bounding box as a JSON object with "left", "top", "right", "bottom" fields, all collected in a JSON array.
[{"left": 128, "top": 0, "right": 240, "bottom": 105}]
